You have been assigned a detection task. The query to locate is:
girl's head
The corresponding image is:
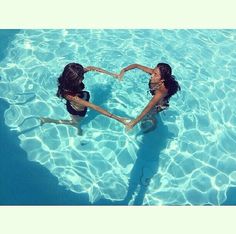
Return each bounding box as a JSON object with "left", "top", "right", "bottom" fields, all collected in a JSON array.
[
  {"left": 154, "top": 63, "right": 181, "bottom": 99},
  {"left": 156, "top": 63, "right": 172, "bottom": 80},
  {"left": 56, "top": 63, "right": 85, "bottom": 98}
]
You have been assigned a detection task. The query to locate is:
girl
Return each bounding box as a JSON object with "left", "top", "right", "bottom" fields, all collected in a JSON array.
[
  {"left": 40, "top": 63, "right": 127, "bottom": 135},
  {"left": 119, "top": 63, "right": 181, "bottom": 133}
]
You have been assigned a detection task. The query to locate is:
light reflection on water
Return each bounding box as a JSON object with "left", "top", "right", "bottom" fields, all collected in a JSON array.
[{"left": 0, "top": 29, "right": 236, "bottom": 205}]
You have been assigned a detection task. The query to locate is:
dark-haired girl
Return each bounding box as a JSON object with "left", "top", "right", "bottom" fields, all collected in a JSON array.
[
  {"left": 118, "top": 63, "right": 181, "bottom": 133},
  {"left": 40, "top": 63, "right": 127, "bottom": 135}
]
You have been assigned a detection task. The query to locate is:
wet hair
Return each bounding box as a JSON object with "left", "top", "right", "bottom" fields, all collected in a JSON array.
[
  {"left": 56, "top": 63, "right": 85, "bottom": 98},
  {"left": 157, "top": 63, "right": 181, "bottom": 100}
]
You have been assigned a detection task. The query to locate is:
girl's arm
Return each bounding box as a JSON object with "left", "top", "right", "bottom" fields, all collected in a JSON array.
[
  {"left": 120, "top": 63, "right": 153, "bottom": 75},
  {"left": 84, "top": 66, "right": 119, "bottom": 79},
  {"left": 118, "top": 64, "right": 153, "bottom": 80},
  {"left": 65, "top": 94, "right": 128, "bottom": 124},
  {"left": 125, "top": 88, "right": 167, "bottom": 130}
]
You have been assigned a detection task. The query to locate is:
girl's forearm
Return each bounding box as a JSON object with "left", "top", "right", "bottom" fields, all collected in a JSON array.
[
  {"left": 66, "top": 95, "right": 121, "bottom": 122},
  {"left": 133, "top": 95, "right": 162, "bottom": 125},
  {"left": 123, "top": 64, "right": 138, "bottom": 72},
  {"left": 95, "top": 67, "right": 115, "bottom": 76},
  {"left": 122, "top": 64, "right": 153, "bottom": 74},
  {"left": 135, "top": 91, "right": 167, "bottom": 124},
  {"left": 91, "top": 105, "right": 123, "bottom": 123},
  {"left": 110, "top": 114, "right": 124, "bottom": 123},
  {"left": 91, "top": 104, "right": 114, "bottom": 118},
  {"left": 86, "top": 66, "right": 117, "bottom": 77}
]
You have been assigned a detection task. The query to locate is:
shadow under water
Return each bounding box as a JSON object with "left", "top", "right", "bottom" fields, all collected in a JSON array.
[{"left": 110, "top": 114, "right": 175, "bottom": 205}]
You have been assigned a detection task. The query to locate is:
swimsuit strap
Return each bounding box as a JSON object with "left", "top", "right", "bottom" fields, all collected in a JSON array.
[{"left": 156, "top": 99, "right": 169, "bottom": 113}]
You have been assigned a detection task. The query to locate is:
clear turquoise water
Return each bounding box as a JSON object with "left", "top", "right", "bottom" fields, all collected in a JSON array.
[{"left": 0, "top": 29, "right": 236, "bottom": 205}]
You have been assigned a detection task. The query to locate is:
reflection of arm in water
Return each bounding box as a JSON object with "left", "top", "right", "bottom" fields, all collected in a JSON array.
[
  {"left": 84, "top": 66, "right": 120, "bottom": 79},
  {"left": 65, "top": 94, "right": 128, "bottom": 125}
]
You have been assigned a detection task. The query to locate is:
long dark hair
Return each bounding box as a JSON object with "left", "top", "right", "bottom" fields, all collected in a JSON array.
[
  {"left": 56, "top": 63, "right": 85, "bottom": 98},
  {"left": 157, "top": 63, "right": 181, "bottom": 100}
]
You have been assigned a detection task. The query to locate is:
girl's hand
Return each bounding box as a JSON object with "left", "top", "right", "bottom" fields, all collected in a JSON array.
[
  {"left": 110, "top": 114, "right": 130, "bottom": 125},
  {"left": 125, "top": 119, "right": 137, "bottom": 131},
  {"left": 119, "top": 117, "right": 131, "bottom": 125},
  {"left": 115, "top": 116, "right": 130, "bottom": 125},
  {"left": 113, "top": 73, "right": 121, "bottom": 79},
  {"left": 117, "top": 69, "right": 125, "bottom": 80}
]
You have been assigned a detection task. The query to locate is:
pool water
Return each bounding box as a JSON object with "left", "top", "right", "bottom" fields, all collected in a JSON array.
[{"left": 0, "top": 29, "right": 236, "bottom": 205}]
